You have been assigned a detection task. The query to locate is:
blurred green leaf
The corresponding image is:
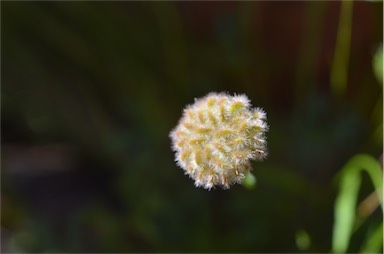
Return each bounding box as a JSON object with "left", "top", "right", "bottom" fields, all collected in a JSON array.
[
  {"left": 360, "top": 222, "right": 383, "bottom": 253},
  {"left": 332, "top": 154, "right": 383, "bottom": 253},
  {"left": 373, "top": 45, "right": 383, "bottom": 85}
]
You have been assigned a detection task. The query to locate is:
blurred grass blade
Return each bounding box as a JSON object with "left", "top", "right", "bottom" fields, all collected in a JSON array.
[
  {"left": 373, "top": 44, "right": 383, "bottom": 85},
  {"left": 332, "top": 166, "right": 361, "bottom": 253},
  {"left": 360, "top": 222, "right": 383, "bottom": 253},
  {"left": 332, "top": 154, "right": 383, "bottom": 253},
  {"left": 330, "top": 0, "right": 353, "bottom": 97}
]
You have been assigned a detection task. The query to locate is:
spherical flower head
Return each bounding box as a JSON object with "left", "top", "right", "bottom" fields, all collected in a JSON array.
[{"left": 170, "top": 92, "right": 268, "bottom": 190}]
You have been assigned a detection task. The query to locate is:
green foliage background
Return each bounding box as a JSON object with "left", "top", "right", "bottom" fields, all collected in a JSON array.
[{"left": 1, "top": 1, "right": 383, "bottom": 253}]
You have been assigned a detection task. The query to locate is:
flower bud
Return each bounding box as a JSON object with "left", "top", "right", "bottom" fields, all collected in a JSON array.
[{"left": 170, "top": 92, "right": 268, "bottom": 190}]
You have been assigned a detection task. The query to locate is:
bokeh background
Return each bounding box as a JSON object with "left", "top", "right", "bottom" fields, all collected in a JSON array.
[{"left": 1, "top": 1, "right": 383, "bottom": 253}]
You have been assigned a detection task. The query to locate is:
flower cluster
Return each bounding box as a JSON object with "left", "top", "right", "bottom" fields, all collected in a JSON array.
[{"left": 169, "top": 92, "right": 268, "bottom": 190}]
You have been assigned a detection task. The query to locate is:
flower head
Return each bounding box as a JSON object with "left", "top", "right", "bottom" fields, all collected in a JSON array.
[{"left": 170, "top": 92, "right": 268, "bottom": 190}]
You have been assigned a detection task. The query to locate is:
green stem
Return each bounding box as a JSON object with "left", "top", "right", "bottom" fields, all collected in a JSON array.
[{"left": 330, "top": 0, "right": 353, "bottom": 97}]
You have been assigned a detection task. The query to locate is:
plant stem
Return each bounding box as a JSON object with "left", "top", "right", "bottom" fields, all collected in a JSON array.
[{"left": 330, "top": 0, "right": 353, "bottom": 97}]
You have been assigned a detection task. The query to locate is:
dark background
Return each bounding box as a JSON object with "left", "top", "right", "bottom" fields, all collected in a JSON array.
[{"left": 1, "top": 1, "right": 383, "bottom": 253}]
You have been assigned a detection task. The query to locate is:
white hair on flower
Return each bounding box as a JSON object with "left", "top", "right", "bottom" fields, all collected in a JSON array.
[{"left": 170, "top": 92, "right": 268, "bottom": 190}]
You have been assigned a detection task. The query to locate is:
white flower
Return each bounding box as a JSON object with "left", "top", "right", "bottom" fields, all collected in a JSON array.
[{"left": 169, "top": 92, "right": 268, "bottom": 190}]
